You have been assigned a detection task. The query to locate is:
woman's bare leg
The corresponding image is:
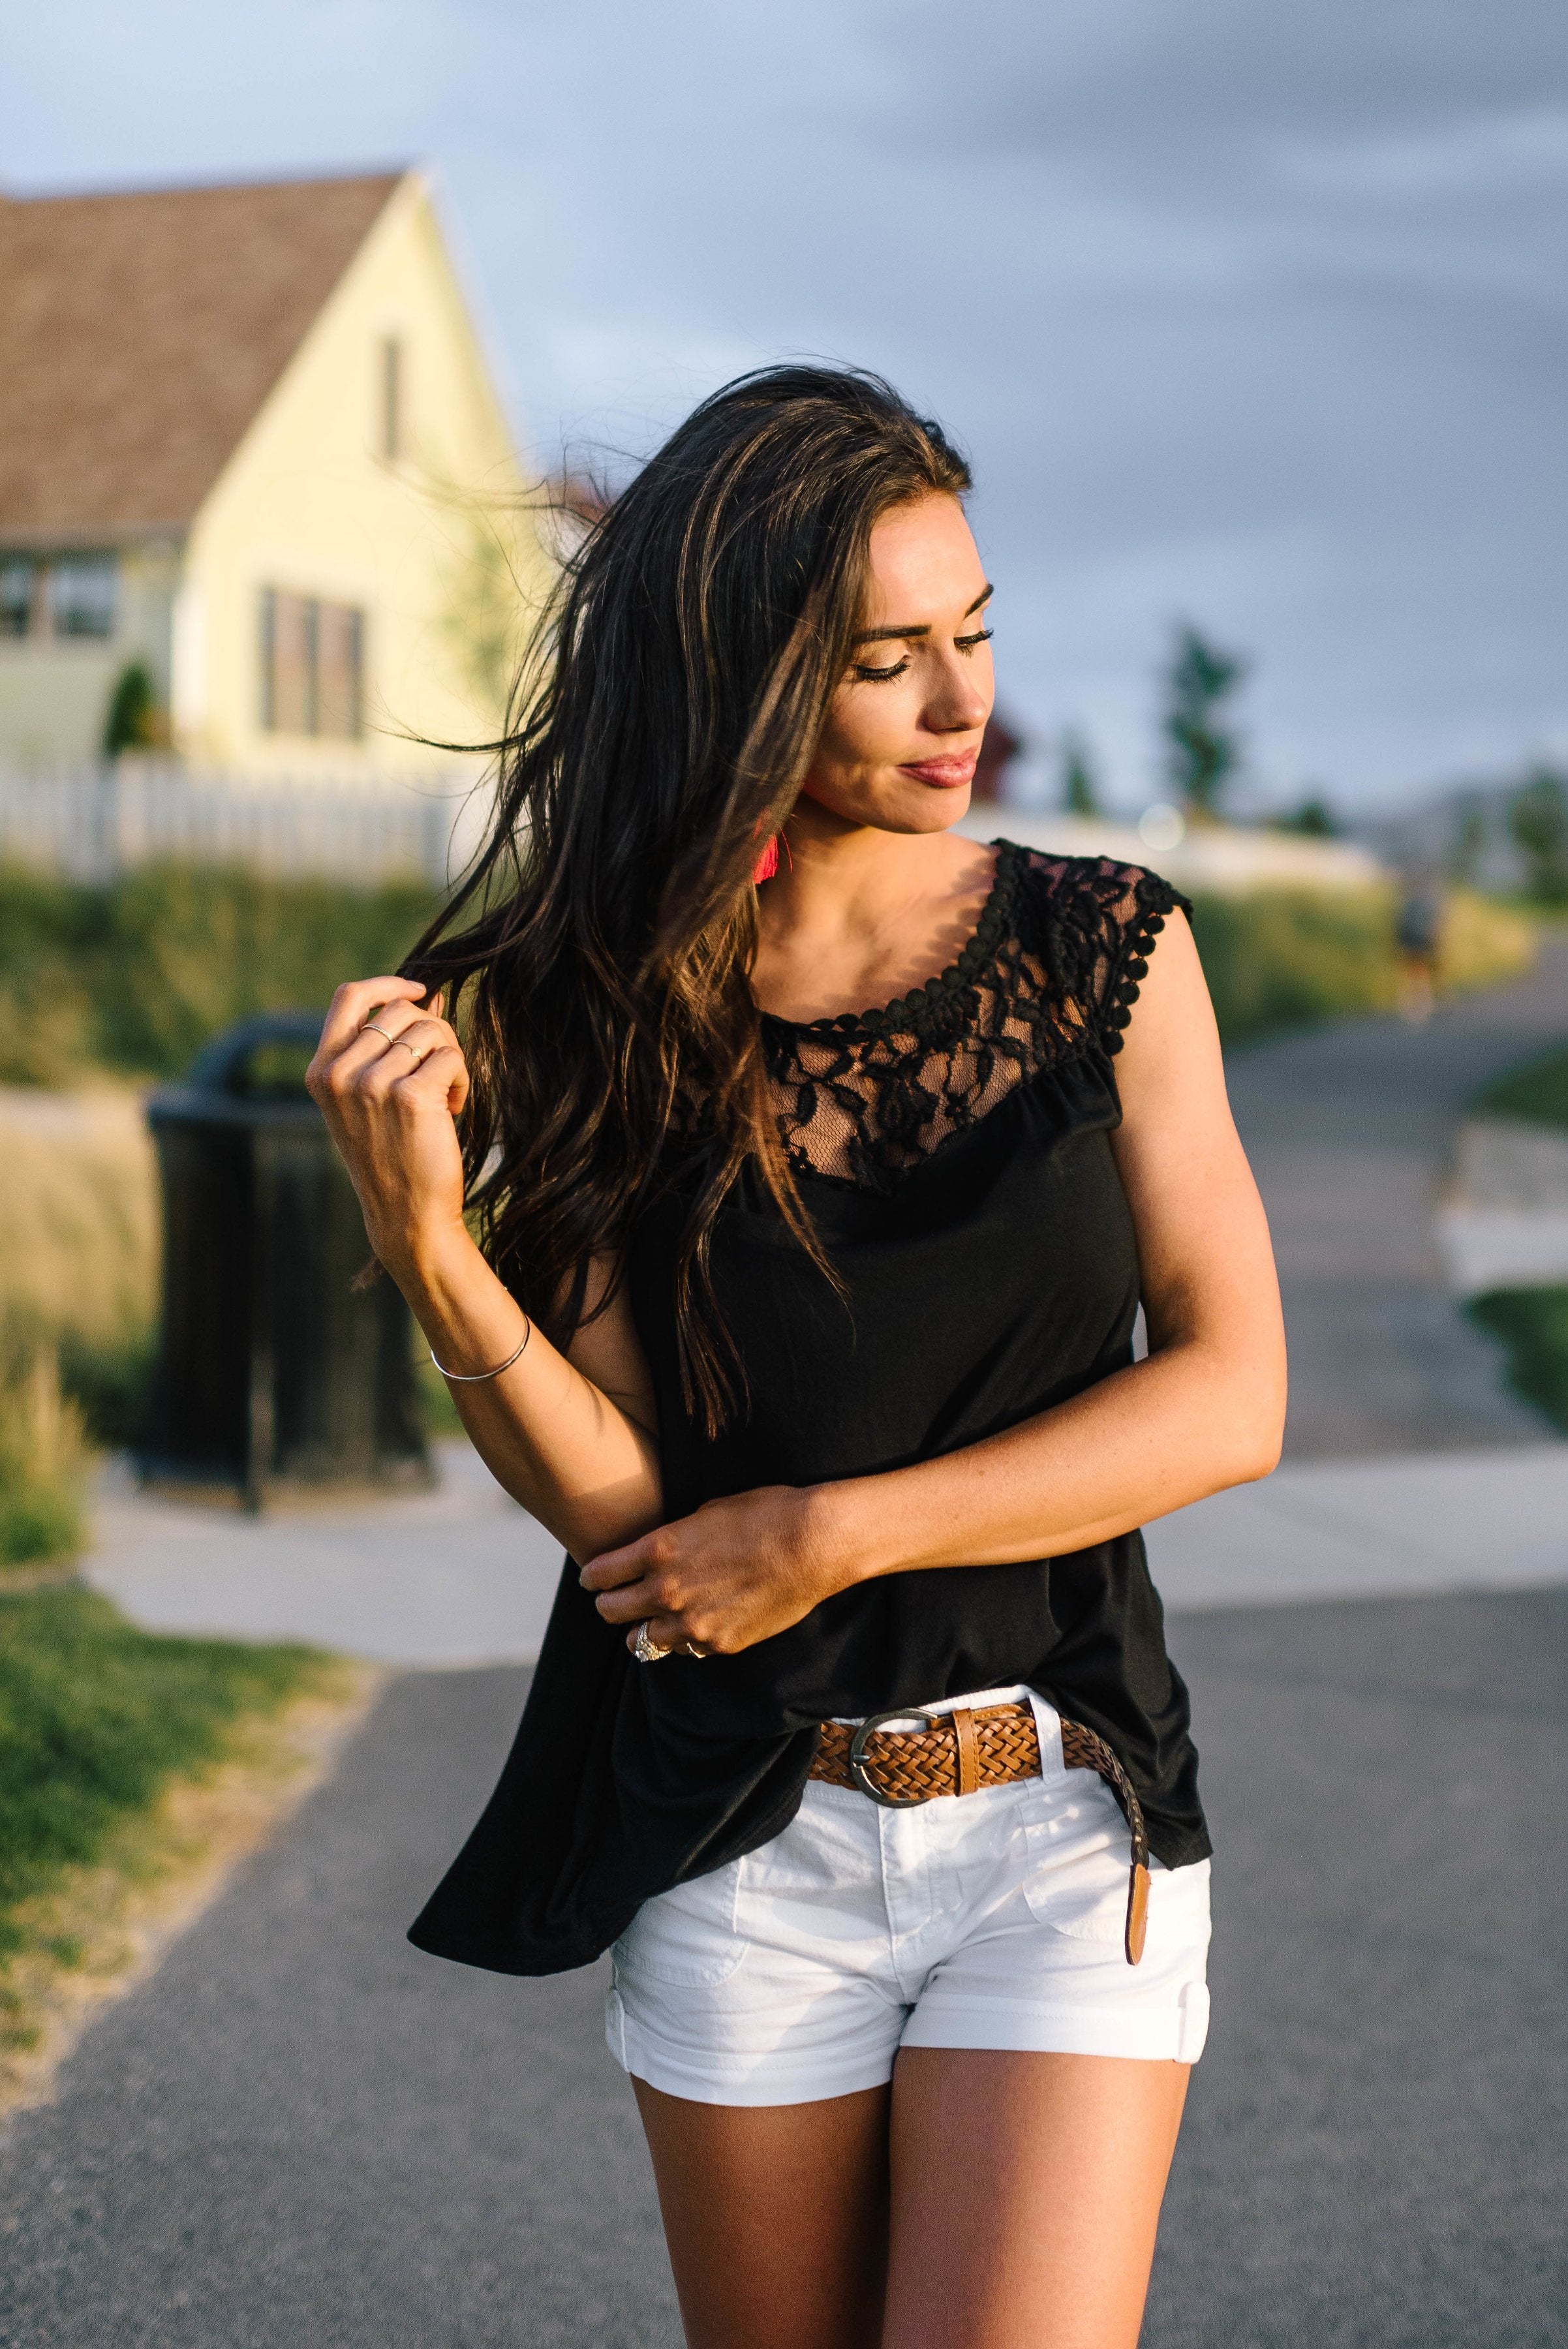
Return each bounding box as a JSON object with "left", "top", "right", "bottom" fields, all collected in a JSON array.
[
  {"left": 632, "top": 2076, "right": 891, "bottom": 2349},
  {"left": 884, "top": 2050, "right": 1190, "bottom": 2349}
]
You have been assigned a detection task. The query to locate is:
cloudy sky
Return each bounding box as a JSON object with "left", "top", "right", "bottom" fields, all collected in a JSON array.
[{"left": 5, "top": 0, "right": 1566, "bottom": 813}]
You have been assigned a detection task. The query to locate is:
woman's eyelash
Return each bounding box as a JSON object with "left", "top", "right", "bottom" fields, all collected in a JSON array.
[{"left": 853, "top": 625, "right": 992, "bottom": 683}]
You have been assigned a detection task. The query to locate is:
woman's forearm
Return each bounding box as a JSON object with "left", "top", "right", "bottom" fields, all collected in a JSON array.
[
  {"left": 395, "top": 1227, "right": 664, "bottom": 1561},
  {"left": 579, "top": 1328, "right": 1285, "bottom": 1659},
  {"left": 818, "top": 1337, "right": 1284, "bottom": 1587}
]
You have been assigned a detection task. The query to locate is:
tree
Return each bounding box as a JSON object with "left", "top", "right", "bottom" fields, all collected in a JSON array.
[
  {"left": 1162, "top": 624, "right": 1246, "bottom": 820},
  {"left": 1273, "top": 794, "right": 1338, "bottom": 838},
  {"left": 1509, "top": 765, "right": 1568, "bottom": 905},
  {"left": 1059, "top": 729, "right": 1101, "bottom": 816}
]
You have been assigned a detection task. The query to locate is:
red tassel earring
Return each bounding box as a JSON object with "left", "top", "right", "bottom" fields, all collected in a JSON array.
[{"left": 752, "top": 836, "right": 780, "bottom": 885}]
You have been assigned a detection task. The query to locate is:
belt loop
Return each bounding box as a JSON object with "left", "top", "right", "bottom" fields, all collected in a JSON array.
[{"left": 951, "top": 1706, "right": 980, "bottom": 1798}]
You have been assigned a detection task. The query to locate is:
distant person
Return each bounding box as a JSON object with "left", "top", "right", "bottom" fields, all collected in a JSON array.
[
  {"left": 1396, "top": 875, "right": 1445, "bottom": 1024},
  {"left": 309, "top": 367, "right": 1286, "bottom": 2349}
]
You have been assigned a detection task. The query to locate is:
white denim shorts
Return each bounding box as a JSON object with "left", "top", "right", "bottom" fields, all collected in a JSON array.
[{"left": 605, "top": 1687, "right": 1211, "bottom": 2107}]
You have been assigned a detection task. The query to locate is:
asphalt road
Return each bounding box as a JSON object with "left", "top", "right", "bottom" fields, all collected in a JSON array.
[{"left": 2, "top": 1588, "right": 1564, "bottom": 2349}]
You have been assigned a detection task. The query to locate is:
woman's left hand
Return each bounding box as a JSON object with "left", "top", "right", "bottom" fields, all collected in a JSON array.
[{"left": 579, "top": 1486, "right": 846, "bottom": 1658}]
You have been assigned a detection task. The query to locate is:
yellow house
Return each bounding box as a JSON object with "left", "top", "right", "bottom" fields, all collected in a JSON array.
[{"left": 0, "top": 169, "right": 547, "bottom": 777}]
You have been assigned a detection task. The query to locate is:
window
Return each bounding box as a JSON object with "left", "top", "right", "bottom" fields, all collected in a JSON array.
[
  {"left": 50, "top": 553, "right": 116, "bottom": 639},
  {"left": 259, "top": 589, "right": 364, "bottom": 739},
  {"left": 0, "top": 557, "right": 35, "bottom": 639},
  {"left": 380, "top": 335, "right": 403, "bottom": 461},
  {"left": 316, "top": 602, "right": 363, "bottom": 737}
]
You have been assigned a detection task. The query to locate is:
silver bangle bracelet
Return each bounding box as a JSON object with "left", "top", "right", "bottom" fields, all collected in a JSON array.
[{"left": 429, "top": 1321, "right": 531, "bottom": 1383}]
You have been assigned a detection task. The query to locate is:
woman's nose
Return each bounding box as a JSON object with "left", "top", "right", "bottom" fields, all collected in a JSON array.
[{"left": 925, "top": 664, "right": 992, "bottom": 737}]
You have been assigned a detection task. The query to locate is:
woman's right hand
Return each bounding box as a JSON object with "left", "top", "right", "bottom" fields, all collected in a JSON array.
[{"left": 306, "top": 977, "right": 472, "bottom": 1282}]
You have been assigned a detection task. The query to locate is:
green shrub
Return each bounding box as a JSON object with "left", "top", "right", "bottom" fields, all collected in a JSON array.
[
  {"left": 102, "top": 663, "right": 166, "bottom": 756},
  {"left": 1185, "top": 883, "right": 1536, "bottom": 1046},
  {"left": 1468, "top": 1287, "right": 1568, "bottom": 1432},
  {"left": 0, "top": 863, "right": 434, "bottom": 1083},
  {"left": 0, "top": 1586, "right": 324, "bottom": 1952},
  {"left": 0, "top": 861, "right": 1537, "bottom": 1084},
  {"left": 57, "top": 1328, "right": 159, "bottom": 1450}
]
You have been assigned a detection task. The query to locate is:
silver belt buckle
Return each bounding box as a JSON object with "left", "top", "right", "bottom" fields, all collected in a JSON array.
[{"left": 847, "top": 1708, "right": 943, "bottom": 1807}]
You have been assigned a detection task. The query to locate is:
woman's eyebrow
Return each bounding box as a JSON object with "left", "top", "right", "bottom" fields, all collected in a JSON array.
[{"left": 852, "top": 583, "right": 994, "bottom": 645}]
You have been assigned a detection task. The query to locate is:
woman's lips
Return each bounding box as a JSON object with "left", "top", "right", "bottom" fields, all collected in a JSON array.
[{"left": 897, "top": 749, "right": 979, "bottom": 789}]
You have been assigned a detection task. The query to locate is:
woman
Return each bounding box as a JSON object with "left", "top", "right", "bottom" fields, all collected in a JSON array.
[{"left": 308, "top": 366, "right": 1286, "bottom": 2349}]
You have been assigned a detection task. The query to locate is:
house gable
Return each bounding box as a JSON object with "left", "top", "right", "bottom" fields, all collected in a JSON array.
[
  {"left": 0, "top": 173, "right": 403, "bottom": 543},
  {"left": 179, "top": 173, "right": 542, "bottom": 775},
  {"left": 0, "top": 168, "right": 545, "bottom": 774}
]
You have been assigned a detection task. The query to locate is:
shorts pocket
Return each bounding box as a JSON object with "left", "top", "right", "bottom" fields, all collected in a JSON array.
[
  {"left": 1022, "top": 1855, "right": 1134, "bottom": 1941},
  {"left": 1024, "top": 1845, "right": 1212, "bottom": 1946},
  {"left": 1019, "top": 1769, "right": 1130, "bottom": 1937},
  {"left": 610, "top": 1859, "right": 748, "bottom": 1988}
]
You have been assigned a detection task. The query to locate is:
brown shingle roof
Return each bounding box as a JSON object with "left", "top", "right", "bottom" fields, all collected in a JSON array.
[{"left": 0, "top": 171, "right": 405, "bottom": 541}]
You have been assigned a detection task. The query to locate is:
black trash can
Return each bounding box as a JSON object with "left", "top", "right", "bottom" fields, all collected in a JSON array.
[{"left": 145, "top": 1010, "right": 431, "bottom": 1508}]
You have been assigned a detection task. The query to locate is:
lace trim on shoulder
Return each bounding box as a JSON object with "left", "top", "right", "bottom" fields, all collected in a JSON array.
[
  {"left": 758, "top": 843, "right": 1190, "bottom": 1192},
  {"left": 1094, "top": 870, "right": 1192, "bottom": 1057}
]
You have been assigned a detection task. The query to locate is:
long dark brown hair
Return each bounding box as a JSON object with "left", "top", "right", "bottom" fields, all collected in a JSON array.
[{"left": 403, "top": 365, "right": 972, "bottom": 1431}]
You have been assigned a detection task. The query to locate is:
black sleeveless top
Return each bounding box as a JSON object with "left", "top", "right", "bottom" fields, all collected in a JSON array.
[{"left": 410, "top": 846, "right": 1211, "bottom": 1978}]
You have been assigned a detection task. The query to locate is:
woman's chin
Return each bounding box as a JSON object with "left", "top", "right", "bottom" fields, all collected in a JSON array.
[
  {"left": 797, "top": 778, "right": 974, "bottom": 837},
  {"left": 871, "top": 779, "right": 974, "bottom": 836}
]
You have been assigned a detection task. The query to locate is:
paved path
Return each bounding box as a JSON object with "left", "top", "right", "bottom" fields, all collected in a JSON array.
[
  {"left": 1229, "top": 937, "right": 1568, "bottom": 1458},
  {"left": 9, "top": 954, "right": 1566, "bottom": 2344},
  {"left": 3, "top": 1588, "right": 1563, "bottom": 2349}
]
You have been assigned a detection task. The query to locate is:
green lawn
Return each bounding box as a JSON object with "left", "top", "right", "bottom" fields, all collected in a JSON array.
[
  {"left": 1466, "top": 1044, "right": 1568, "bottom": 1432},
  {"left": 0, "top": 1585, "right": 328, "bottom": 1959},
  {"left": 1468, "top": 1288, "right": 1568, "bottom": 1434},
  {"left": 1474, "top": 1044, "right": 1568, "bottom": 1131}
]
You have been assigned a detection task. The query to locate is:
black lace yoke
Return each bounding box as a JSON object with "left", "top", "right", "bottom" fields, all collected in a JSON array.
[
  {"left": 761, "top": 843, "right": 1182, "bottom": 1193},
  {"left": 409, "top": 846, "right": 1211, "bottom": 1981}
]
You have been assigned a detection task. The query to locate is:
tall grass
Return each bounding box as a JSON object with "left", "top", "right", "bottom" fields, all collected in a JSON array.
[
  {"left": 0, "top": 1092, "right": 160, "bottom": 1563},
  {"left": 0, "top": 1335, "right": 87, "bottom": 1565}
]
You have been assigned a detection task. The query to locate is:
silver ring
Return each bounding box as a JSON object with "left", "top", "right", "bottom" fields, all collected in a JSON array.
[
  {"left": 681, "top": 1642, "right": 708, "bottom": 1661},
  {"left": 397, "top": 1038, "right": 424, "bottom": 1062},
  {"left": 362, "top": 1021, "right": 394, "bottom": 1042},
  {"left": 633, "top": 1621, "right": 671, "bottom": 1665}
]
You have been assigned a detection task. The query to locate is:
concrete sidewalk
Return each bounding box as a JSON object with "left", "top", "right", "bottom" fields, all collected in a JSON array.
[
  {"left": 1146, "top": 1441, "right": 1568, "bottom": 1611},
  {"left": 84, "top": 1433, "right": 1568, "bottom": 1663},
  {"left": 84, "top": 1441, "right": 565, "bottom": 1665}
]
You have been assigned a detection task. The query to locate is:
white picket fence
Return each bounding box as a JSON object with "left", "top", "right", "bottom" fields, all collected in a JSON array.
[{"left": 0, "top": 762, "right": 489, "bottom": 885}]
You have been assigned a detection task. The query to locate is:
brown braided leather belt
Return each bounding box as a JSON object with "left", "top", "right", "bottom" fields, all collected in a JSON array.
[{"left": 808, "top": 1700, "right": 1150, "bottom": 1965}]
